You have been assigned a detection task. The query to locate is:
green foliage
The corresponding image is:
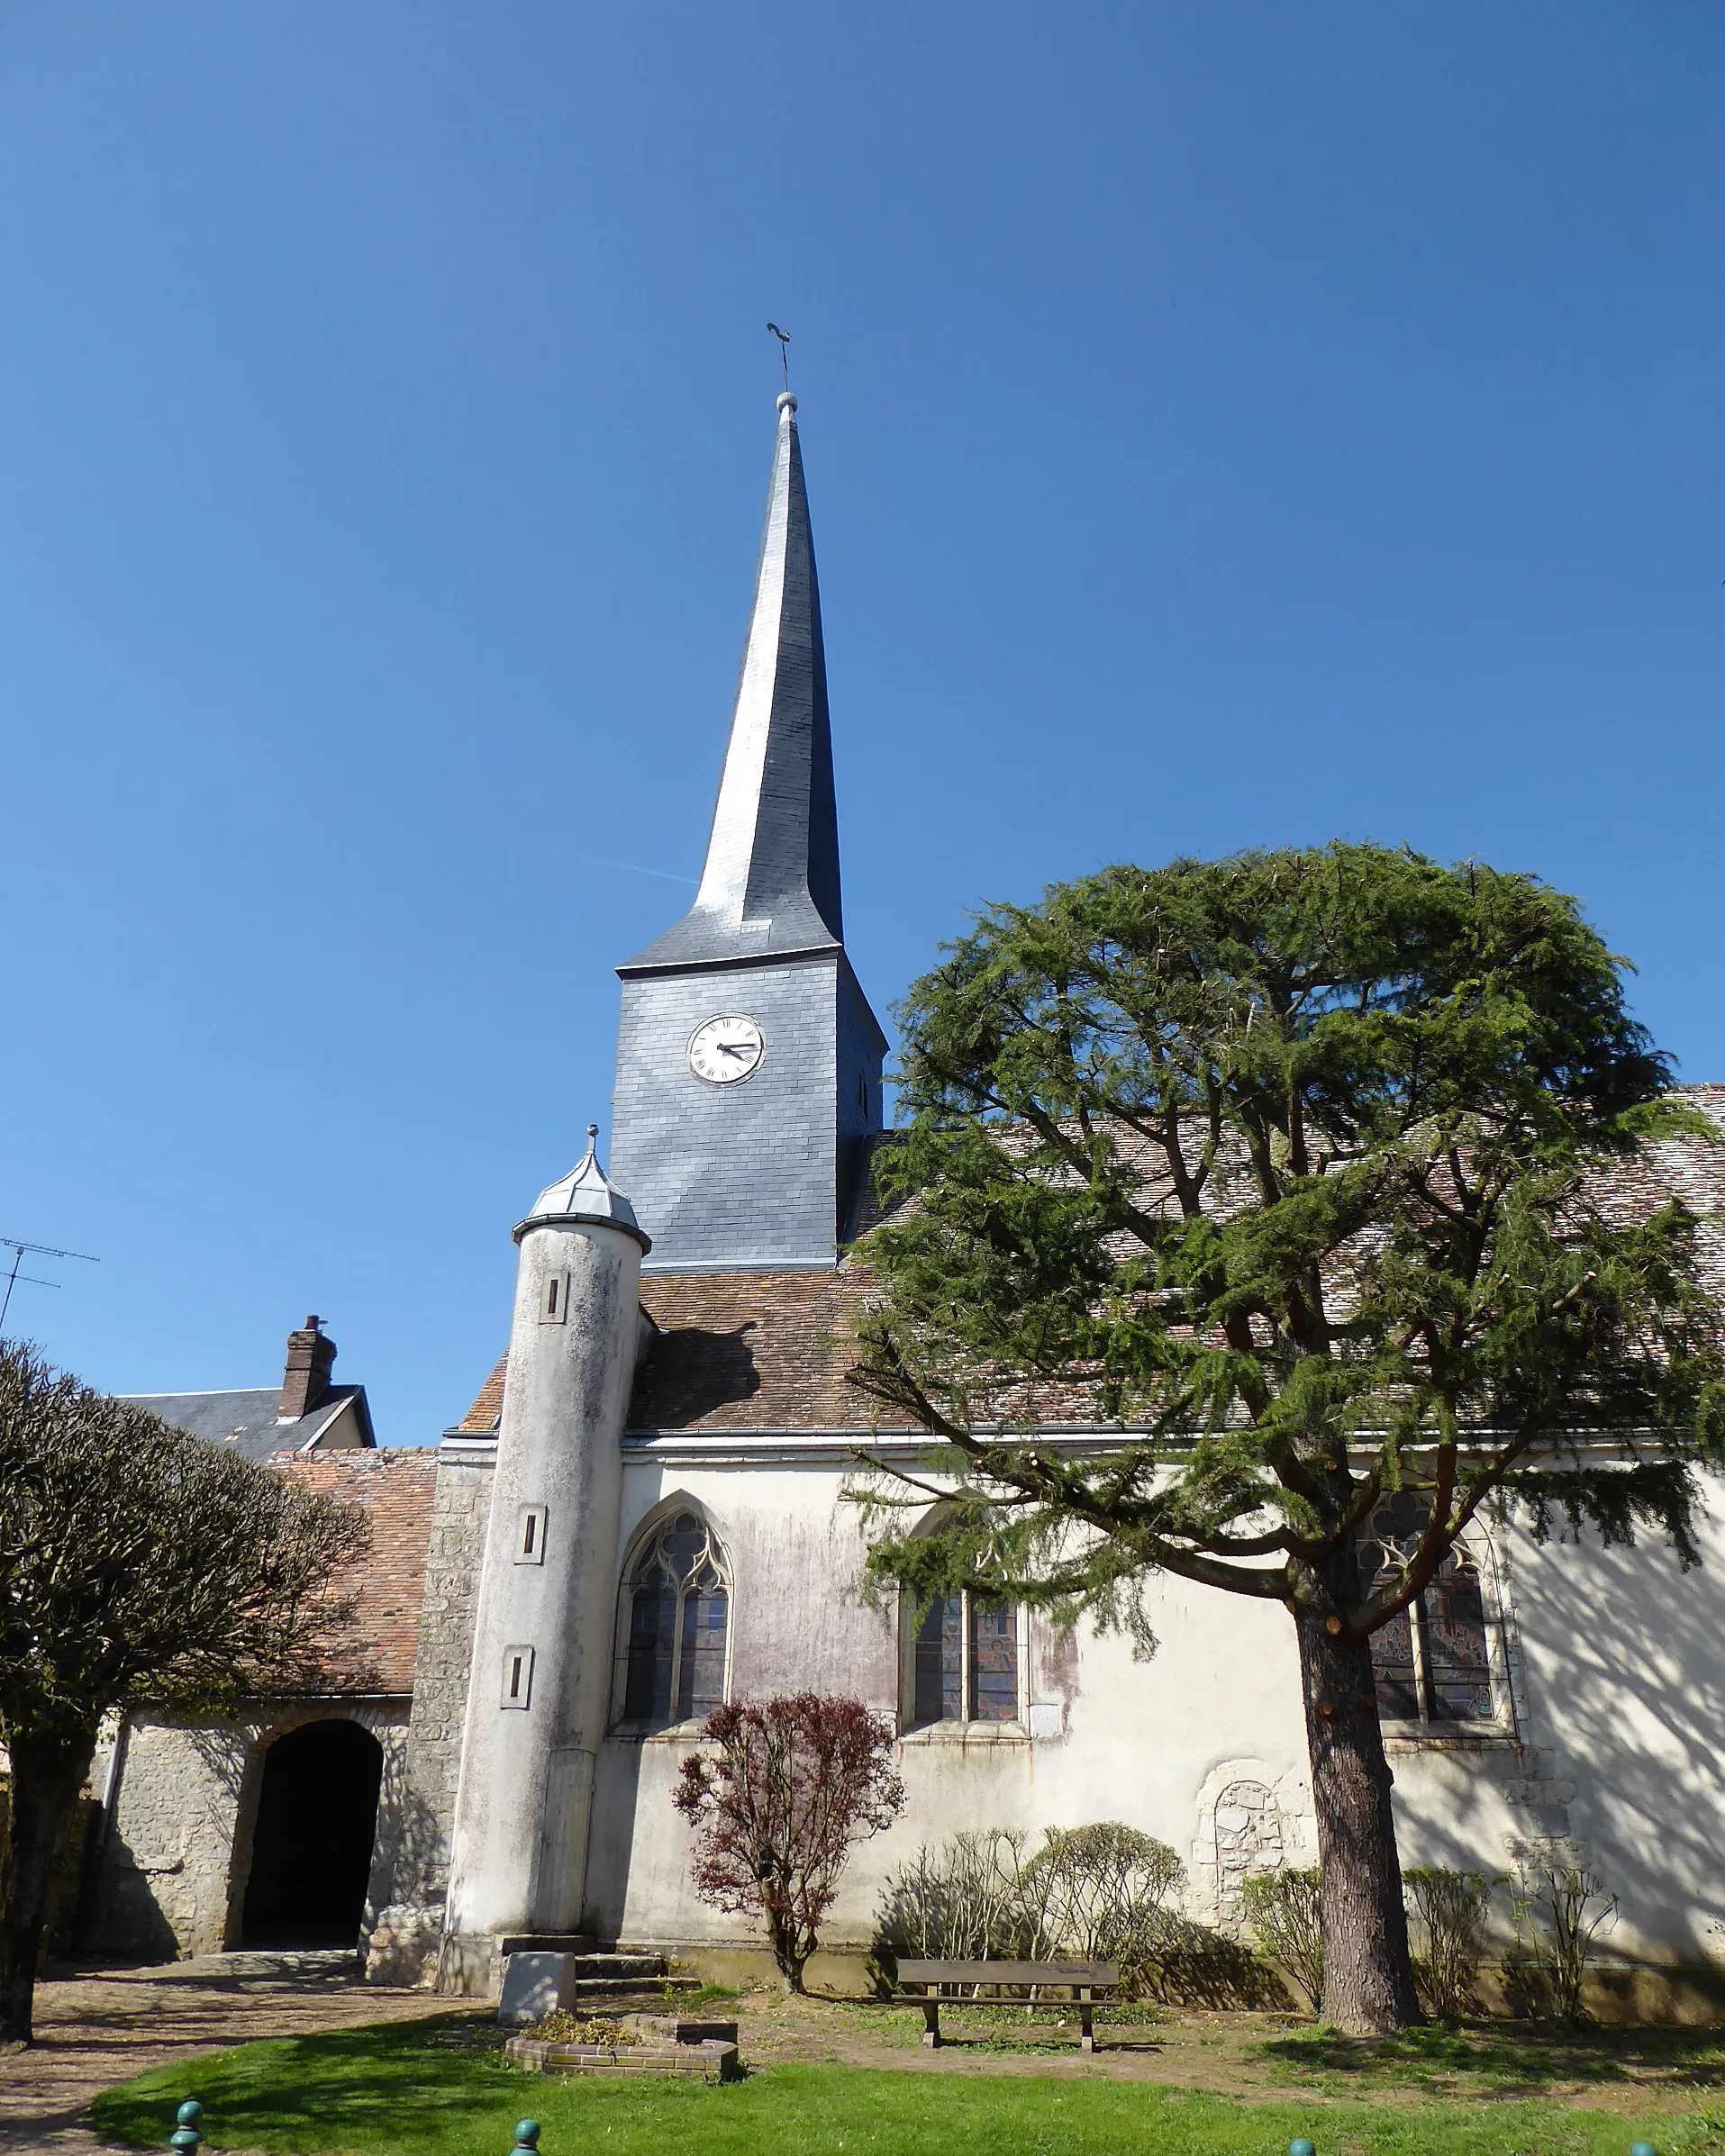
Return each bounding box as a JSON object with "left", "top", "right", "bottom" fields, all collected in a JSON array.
[
  {"left": 1403, "top": 1869, "right": 1498, "bottom": 2020},
  {"left": 1243, "top": 1867, "right": 1326, "bottom": 2011},
  {"left": 847, "top": 845, "right": 1725, "bottom": 1640},
  {"left": 87, "top": 2016, "right": 1707, "bottom": 2156}
]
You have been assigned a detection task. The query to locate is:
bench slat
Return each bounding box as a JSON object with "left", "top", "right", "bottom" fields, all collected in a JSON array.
[{"left": 893, "top": 1960, "right": 1119, "bottom": 1986}]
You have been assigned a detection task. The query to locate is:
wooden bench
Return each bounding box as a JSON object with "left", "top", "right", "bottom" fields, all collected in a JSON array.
[{"left": 892, "top": 1959, "right": 1121, "bottom": 2052}]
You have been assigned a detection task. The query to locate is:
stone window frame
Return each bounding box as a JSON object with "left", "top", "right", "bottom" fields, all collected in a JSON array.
[
  {"left": 1361, "top": 1497, "right": 1517, "bottom": 1741},
  {"left": 894, "top": 1511, "right": 1028, "bottom": 1743},
  {"left": 607, "top": 1494, "right": 733, "bottom": 1743}
]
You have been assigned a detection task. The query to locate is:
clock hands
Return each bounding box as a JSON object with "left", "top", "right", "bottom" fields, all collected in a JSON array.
[{"left": 716, "top": 1040, "right": 758, "bottom": 1063}]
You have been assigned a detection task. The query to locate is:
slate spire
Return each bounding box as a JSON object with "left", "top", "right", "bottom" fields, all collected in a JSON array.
[{"left": 621, "top": 392, "right": 843, "bottom": 972}]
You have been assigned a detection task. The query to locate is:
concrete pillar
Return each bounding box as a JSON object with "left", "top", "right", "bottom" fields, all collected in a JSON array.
[{"left": 440, "top": 1131, "right": 649, "bottom": 1992}]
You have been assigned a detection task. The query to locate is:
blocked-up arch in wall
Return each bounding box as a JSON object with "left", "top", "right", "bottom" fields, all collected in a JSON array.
[{"left": 240, "top": 1718, "right": 384, "bottom": 1947}]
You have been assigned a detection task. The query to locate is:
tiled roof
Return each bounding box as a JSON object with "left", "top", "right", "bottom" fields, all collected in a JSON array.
[
  {"left": 454, "top": 1266, "right": 880, "bottom": 1436},
  {"left": 279, "top": 1450, "right": 440, "bottom": 1694},
  {"left": 453, "top": 1089, "right": 1725, "bottom": 1442},
  {"left": 631, "top": 1269, "right": 876, "bottom": 1429}
]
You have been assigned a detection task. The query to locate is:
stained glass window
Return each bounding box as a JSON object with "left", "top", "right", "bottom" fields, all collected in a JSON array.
[
  {"left": 910, "top": 1590, "right": 1019, "bottom": 1726},
  {"left": 1362, "top": 1495, "right": 1497, "bottom": 1727},
  {"left": 621, "top": 1511, "right": 729, "bottom": 1730}
]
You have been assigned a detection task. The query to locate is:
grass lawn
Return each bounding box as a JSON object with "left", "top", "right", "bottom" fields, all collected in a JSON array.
[{"left": 87, "top": 2012, "right": 1725, "bottom": 2156}]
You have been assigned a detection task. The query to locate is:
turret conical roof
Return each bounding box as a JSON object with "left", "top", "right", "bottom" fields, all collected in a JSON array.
[{"left": 621, "top": 393, "right": 843, "bottom": 973}]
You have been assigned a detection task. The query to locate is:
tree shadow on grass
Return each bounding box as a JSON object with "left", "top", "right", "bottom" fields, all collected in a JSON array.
[
  {"left": 1258, "top": 2020, "right": 1725, "bottom": 2097},
  {"left": 89, "top": 2015, "right": 513, "bottom": 2151}
]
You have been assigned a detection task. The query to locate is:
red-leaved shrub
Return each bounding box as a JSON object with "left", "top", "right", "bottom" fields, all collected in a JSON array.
[{"left": 673, "top": 1693, "right": 905, "bottom": 1991}]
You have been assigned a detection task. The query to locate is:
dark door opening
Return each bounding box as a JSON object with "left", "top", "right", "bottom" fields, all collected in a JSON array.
[{"left": 240, "top": 1719, "right": 384, "bottom": 1948}]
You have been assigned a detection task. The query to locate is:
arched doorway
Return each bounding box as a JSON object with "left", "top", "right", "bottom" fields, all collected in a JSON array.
[{"left": 241, "top": 1719, "right": 384, "bottom": 1948}]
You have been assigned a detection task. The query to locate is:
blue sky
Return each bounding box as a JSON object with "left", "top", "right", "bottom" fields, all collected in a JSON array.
[{"left": 3, "top": 4, "right": 1722, "bottom": 1443}]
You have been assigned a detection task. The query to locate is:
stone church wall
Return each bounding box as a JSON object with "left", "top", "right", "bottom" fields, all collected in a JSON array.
[
  {"left": 87, "top": 1701, "right": 410, "bottom": 1964},
  {"left": 365, "top": 1444, "right": 495, "bottom": 1983}
]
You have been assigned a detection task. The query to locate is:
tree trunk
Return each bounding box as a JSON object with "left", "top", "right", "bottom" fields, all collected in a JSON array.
[
  {"left": 765, "top": 1905, "right": 813, "bottom": 1994},
  {"left": 1295, "top": 1611, "right": 1421, "bottom": 2034},
  {"left": 0, "top": 1725, "right": 98, "bottom": 2045}
]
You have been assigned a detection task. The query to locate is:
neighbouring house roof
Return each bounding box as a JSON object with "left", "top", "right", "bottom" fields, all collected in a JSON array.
[
  {"left": 122, "top": 1384, "right": 376, "bottom": 1463},
  {"left": 277, "top": 1450, "right": 440, "bottom": 1695},
  {"left": 453, "top": 1087, "right": 1725, "bottom": 1442}
]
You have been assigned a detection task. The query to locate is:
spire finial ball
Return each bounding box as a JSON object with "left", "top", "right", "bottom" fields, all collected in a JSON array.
[
  {"left": 587, "top": 1124, "right": 599, "bottom": 1139},
  {"left": 776, "top": 390, "right": 797, "bottom": 414}
]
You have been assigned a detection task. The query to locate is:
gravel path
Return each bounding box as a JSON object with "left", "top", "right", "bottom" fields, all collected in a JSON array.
[{"left": 0, "top": 1953, "right": 458, "bottom": 2152}]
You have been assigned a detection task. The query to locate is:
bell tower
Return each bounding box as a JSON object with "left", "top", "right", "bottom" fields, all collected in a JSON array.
[{"left": 610, "top": 394, "right": 885, "bottom": 1272}]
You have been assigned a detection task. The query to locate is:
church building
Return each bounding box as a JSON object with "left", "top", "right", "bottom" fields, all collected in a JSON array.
[{"left": 88, "top": 394, "right": 1725, "bottom": 2009}]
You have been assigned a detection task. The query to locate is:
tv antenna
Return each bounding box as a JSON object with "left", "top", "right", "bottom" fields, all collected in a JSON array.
[
  {"left": 767, "top": 322, "right": 791, "bottom": 392},
  {"left": 0, "top": 1237, "right": 99, "bottom": 1331}
]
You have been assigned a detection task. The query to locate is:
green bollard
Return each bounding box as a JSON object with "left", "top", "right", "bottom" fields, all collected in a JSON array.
[
  {"left": 169, "top": 2099, "right": 203, "bottom": 2151},
  {"left": 513, "top": 2123, "right": 541, "bottom": 2152},
  {"left": 1288, "top": 2141, "right": 1317, "bottom": 2156},
  {"left": 1630, "top": 2143, "right": 1657, "bottom": 2156}
]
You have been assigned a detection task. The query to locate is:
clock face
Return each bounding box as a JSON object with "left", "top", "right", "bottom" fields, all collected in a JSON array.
[{"left": 687, "top": 1012, "right": 766, "bottom": 1085}]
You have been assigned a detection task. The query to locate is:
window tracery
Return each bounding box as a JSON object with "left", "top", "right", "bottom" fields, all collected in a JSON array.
[
  {"left": 620, "top": 1511, "right": 730, "bottom": 1730},
  {"left": 1361, "top": 1493, "right": 1499, "bottom": 1726}
]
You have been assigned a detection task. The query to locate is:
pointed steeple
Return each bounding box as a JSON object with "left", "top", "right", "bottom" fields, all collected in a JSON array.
[{"left": 621, "top": 392, "right": 844, "bottom": 973}]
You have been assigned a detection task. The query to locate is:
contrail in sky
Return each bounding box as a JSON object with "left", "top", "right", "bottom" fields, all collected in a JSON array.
[{"left": 559, "top": 851, "right": 698, "bottom": 885}]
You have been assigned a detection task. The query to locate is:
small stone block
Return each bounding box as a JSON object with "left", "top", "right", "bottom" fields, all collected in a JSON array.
[
  {"left": 498, "top": 1952, "right": 576, "bottom": 2025},
  {"left": 629, "top": 2013, "right": 740, "bottom": 2045}
]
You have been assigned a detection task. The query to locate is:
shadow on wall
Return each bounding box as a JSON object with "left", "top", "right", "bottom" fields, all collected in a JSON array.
[
  {"left": 1391, "top": 1508, "right": 1725, "bottom": 1964},
  {"left": 589, "top": 1739, "right": 646, "bottom": 1944},
  {"left": 240, "top": 1721, "right": 384, "bottom": 1949},
  {"left": 638, "top": 1327, "right": 761, "bottom": 1427}
]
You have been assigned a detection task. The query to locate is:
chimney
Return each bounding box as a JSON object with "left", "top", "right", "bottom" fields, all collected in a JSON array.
[{"left": 279, "top": 1314, "right": 337, "bottom": 1420}]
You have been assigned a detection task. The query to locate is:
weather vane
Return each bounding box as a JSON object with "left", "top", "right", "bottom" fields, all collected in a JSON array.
[{"left": 767, "top": 322, "right": 791, "bottom": 392}]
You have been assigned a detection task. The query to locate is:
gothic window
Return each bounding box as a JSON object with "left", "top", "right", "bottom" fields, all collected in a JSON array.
[
  {"left": 1361, "top": 1494, "right": 1499, "bottom": 1727},
  {"left": 620, "top": 1511, "right": 730, "bottom": 1731},
  {"left": 910, "top": 1591, "right": 1021, "bottom": 1727}
]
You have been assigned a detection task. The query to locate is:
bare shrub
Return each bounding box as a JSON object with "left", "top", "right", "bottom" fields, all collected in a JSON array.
[
  {"left": 1242, "top": 1867, "right": 1324, "bottom": 2012},
  {"left": 873, "top": 1828, "right": 1045, "bottom": 1961},
  {"left": 875, "top": 1819, "right": 1276, "bottom": 2007},
  {"left": 1403, "top": 1867, "right": 1496, "bottom": 2020},
  {"left": 1127, "top": 1913, "right": 1287, "bottom": 2008},
  {"left": 1512, "top": 1862, "right": 1618, "bottom": 2023}
]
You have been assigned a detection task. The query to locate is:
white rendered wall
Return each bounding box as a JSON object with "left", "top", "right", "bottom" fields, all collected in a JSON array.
[{"left": 584, "top": 1453, "right": 1725, "bottom": 1973}]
